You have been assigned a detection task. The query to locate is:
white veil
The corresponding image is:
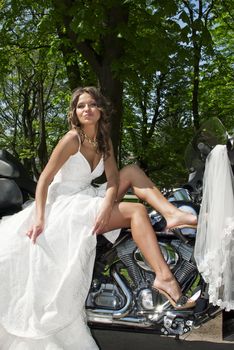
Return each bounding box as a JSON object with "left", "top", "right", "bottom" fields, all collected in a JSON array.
[{"left": 194, "top": 144, "right": 234, "bottom": 311}]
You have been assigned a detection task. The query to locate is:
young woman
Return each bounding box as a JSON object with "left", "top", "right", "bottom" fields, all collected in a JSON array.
[{"left": 0, "top": 87, "right": 196, "bottom": 349}]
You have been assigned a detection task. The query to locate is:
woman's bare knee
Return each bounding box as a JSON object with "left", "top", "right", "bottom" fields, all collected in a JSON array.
[
  {"left": 110, "top": 202, "right": 148, "bottom": 228},
  {"left": 117, "top": 164, "right": 143, "bottom": 199},
  {"left": 131, "top": 203, "right": 148, "bottom": 221}
]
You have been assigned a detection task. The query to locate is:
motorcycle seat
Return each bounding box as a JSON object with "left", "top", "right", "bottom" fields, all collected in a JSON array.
[
  {"left": 0, "top": 150, "right": 36, "bottom": 197},
  {"left": 0, "top": 178, "right": 23, "bottom": 214}
]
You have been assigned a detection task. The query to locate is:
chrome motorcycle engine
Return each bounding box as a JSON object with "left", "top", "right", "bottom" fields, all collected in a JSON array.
[
  {"left": 86, "top": 234, "right": 201, "bottom": 335},
  {"left": 86, "top": 281, "right": 125, "bottom": 309},
  {"left": 134, "top": 242, "right": 179, "bottom": 272}
]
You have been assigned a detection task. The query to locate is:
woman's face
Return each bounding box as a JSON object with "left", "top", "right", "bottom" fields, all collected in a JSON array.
[{"left": 76, "top": 92, "right": 101, "bottom": 127}]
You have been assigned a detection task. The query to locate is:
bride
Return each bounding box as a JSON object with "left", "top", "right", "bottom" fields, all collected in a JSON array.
[{"left": 0, "top": 86, "right": 196, "bottom": 349}]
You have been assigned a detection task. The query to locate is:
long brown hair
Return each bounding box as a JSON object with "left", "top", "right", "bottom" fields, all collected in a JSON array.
[{"left": 67, "top": 86, "right": 111, "bottom": 159}]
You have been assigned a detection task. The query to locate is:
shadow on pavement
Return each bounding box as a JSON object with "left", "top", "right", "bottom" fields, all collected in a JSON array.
[{"left": 92, "top": 329, "right": 234, "bottom": 350}]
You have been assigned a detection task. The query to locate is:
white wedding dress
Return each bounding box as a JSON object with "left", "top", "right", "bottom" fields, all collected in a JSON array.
[
  {"left": 194, "top": 145, "right": 234, "bottom": 311},
  {"left": 0, "top": 145, "right": 120, "bottom": 349}
]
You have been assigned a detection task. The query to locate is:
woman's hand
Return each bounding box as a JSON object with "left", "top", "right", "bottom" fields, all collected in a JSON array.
[
  {"left": 93, "top": 204, "right": 112, "bottom": 235},
  {"left": 26, "top": 219, "right": 45, "bottom": 244}
]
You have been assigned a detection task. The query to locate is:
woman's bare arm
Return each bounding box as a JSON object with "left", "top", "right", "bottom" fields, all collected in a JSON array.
[{"left": 28, "top": 131, "right": 79, "bottom": 243}]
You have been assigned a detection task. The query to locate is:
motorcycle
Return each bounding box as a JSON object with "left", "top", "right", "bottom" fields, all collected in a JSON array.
[
  {"left": 0, "top": 118, "right": 233, "bottom": 338},
  {"left": 87, "top": 117, "right": 234, "bottom": 337},
  {"left": 0, "top": 149, "right": 36, "bottom": 217}
]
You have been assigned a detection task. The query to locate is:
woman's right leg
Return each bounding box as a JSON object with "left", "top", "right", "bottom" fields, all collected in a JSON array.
[{"left": 101, "top": 201, "right": 188, "bottom": 304}]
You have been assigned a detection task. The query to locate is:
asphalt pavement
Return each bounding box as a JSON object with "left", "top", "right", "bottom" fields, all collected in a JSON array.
[{"left": 91, "top": 315, "right": 234, "bottom": 350}]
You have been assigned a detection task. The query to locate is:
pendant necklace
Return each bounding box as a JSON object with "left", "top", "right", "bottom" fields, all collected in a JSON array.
[{"left": 80, "top": 128, "right": 98, "bottom": 149}]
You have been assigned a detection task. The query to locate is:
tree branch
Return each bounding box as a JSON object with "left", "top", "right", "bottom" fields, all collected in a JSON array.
[{"left": 148, "top": 73, "right": 165, "bottom": 139}]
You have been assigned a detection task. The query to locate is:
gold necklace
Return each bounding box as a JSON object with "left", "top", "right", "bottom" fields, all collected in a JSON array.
[{"left": 80, "top": 128, "right": 98, "bottom": 149}]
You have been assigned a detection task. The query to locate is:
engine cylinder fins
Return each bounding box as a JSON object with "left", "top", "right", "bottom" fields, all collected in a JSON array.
[
  {"left": 171, "top": 239, "right": 194, "bottom": 262},
  {"left": 174, "top": 259, "right": 198, "bottom": 286},
  {"left": 120, "top": 255, "right": 146, "bottom": 288},
  {"left": 116, "top": 238, "right": 137, "bottom": 256},
  {"left": 116, "top": 239, "right": 148, "bottom": 289}
]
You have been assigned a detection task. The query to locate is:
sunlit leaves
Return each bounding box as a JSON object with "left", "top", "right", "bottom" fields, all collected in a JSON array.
[{"left": 0, "top": 0, "right": 233, "bottom": 186}]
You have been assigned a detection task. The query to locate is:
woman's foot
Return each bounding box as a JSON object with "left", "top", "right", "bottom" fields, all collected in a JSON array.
[
  {"left": 152, "top": 277, "right": 195, "bottom": 310},
  {"left": 165, "top": 210, "right": 197, "bottom": 230},
  {"left": 153, "top": 277, "right": 181, "bottom": 302}
]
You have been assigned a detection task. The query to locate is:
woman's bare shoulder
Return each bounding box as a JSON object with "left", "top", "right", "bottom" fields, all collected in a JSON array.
[
  {"left": 57, "top": 130, "right": 80, "bottom": 154},
  {"left": 66, "top": 129, "right": 79, "bottom": 140}
]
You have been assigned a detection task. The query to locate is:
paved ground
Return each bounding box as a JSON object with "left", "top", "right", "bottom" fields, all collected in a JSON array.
[{"left": 91, "top": 314, "right": 234, "bottom": 350}]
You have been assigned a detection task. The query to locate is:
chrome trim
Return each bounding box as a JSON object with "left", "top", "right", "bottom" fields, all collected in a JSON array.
[
  {"left": 86, "top": 312, "right": 153, "bottom": 328},
  {"left": 86, "top": 269, "right": 132, "bottom": 319},
  {"left": 134, "top": 243, "right": 179, "bottom": 272},
  {"left": 111, "top": 316, "right": 152, "bottom": 327}
]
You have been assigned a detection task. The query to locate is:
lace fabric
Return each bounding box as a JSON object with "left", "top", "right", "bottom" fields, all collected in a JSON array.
[{"left": 194, "top": 145, "right": 234, "bottom": 311}]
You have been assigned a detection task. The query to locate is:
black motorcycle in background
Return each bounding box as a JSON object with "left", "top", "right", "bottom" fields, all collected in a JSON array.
[
  {"left": 0, "top": 150, "right": 36, "bottom": 217},
  {"left": 0, "top": 117, "right": 233, "bottom": 338}
]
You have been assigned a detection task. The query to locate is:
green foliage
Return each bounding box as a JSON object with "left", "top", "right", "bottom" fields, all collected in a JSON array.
[
  {"left": 121, "top": 40, "right": 194, "bottom": 186},
  {"left": 198, "top": 0, "right": 234, "bottom": 132},
  {"left": 0, "top": 10, "right": 70, "bottom": 176},
  {"left": 0, "top": 0, "right": 233, "bottom": 187},
  {"left": 120, "top": 0, "right": 234, "bottom": 187}
]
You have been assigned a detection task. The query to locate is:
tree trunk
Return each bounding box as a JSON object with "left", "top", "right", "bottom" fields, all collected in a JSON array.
[
  {"left": 51, "top": 0, "right": 128, "bottom": 161},
  {"left": 56, "top": 25, "right": 82, "bottom": 91},
  {"left": 21, "top": 87, "right": 37, "bottom": 177},
  {"left": 98, "top": 70, "right": 123, "bottom": 163},
  {"left": 192, "top": 44, "right": 201, "bottom": 130},
  {"left": 37, "top": 79, "right": 48, "bottom": 172}
]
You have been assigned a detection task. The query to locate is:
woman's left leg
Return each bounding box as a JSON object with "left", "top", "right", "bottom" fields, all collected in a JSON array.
[
  {"left": 117, "top": 164, "right": 197, "bottom": 229},
  {"left": 100, "top": 201, "right": 195, "bottom": 308}
]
